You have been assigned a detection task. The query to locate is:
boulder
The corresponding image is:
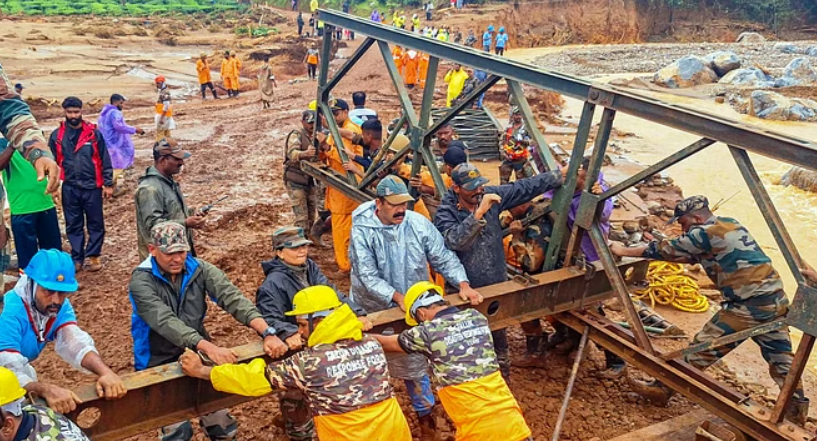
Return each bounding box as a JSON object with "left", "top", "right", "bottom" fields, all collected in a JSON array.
[
  {"left": 778, "top": 57, "right": 817, "bottom": 86},
  {"left": 751, "top": 90, "right": 817, "bottom": 122},
  {"left": 704, "top": 51, "right": 741, "bottom": 77},
  {"left": 781, "top": 166, "right": 817, "bottom": 193},
  {"left": 736, "top": 32, "right": 765, "bottom": 44},
  {"left": 653, "top": 56, "right": 718, "bottom": 89},
  {"left": 773, "top": 42, "right": 802, "bottom": 54},
  {"left": 718, "top": 67, "right": 773, "bottom": 87},
  {"left": 806, "top": 45, "right": 817, "bottom": 57}
]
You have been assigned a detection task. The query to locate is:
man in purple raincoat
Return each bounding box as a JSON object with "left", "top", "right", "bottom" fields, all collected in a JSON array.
[{"left": 98, "top": 94, "right": 144, "bottom": 197}]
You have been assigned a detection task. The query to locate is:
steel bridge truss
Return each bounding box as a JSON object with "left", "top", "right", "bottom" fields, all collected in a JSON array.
[{"left": 68, "top": 11, "right": 817, "bottom": 441}]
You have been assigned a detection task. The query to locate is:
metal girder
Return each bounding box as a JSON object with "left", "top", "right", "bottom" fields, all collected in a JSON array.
[
  {"left": 67, "top": 260, "right": 648, "bottom": 440},
  {"left": 323, "top": 37, "right": 375, "bottom": 93},
  {"left": 508, "top": 79, "right": 557, "bottom": 171},
  {"left": 558, "top": 313, "right": 815, "bottom": 441},
  {"left": 417, "top": 56, "right": 447, "bottom": 199},
  {"left": 357, "top": 139, "right": 412, "bottom": 189},
  {"left": 661, "top": 320, "right": 786, "bottom": 361},
  {"left": 425, "top": 74, "right": 502, "bottom": 137},
  {"left": 376, "top": 40, "right": 419, "bottom": 128},
  {"left": 301, "top": 161, "right": 373, "bottom": 203},
  {"left": 317, "top": 10, "right": 817, "bottom": 170},
  {"left": 600, "top": 138, "right": 715, "bottom": 200}
]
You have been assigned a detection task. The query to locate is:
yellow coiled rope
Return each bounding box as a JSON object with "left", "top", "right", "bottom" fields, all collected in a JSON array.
[{"left": 633, "top": 262, "right": 709, "bottom": 313}]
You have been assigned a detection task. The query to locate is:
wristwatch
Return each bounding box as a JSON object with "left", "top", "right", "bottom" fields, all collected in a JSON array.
[
  {"left": 261, "top": 327, "right": 278, "bottom": 339},
  {"left": 27, "top": 148, "right": 44, "bottom": 163}
]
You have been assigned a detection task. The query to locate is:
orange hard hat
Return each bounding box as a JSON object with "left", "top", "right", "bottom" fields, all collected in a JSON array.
[{"left": 154, "top": 75, "right": 166, "bottom": 84}]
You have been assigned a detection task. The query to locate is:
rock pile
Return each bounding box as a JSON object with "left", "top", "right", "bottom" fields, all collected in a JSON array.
[
  {"left": 751, "top": 90, "right": 817, "bottom": 122},
  {"left": 654, "top": 51, "right": 742, "bottom": 89},
  {"left": 736, "top": 32, "right": 766, "bottom": 44}
]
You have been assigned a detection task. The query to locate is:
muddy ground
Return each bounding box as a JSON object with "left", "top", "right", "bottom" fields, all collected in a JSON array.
[{"left": 4, "top": 5, "right": 817, "bottom": 441}]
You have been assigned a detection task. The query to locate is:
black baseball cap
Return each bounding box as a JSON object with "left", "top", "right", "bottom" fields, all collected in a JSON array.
[
  {"left": 329, "top": 98, "right": 349, "bottom": 111},
  {"left": 443, "top": 147, "right": 467, "bottom": 167}
]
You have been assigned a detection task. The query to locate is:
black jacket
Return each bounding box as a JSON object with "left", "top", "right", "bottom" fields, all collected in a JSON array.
[
  {"left": 48, "top": 121, "right": 113, "bottom": 190},
  {"left": 256, "top": 257, "right": 366, "bottom": 340}
]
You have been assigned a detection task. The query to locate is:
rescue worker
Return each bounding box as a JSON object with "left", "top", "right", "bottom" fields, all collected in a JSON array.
[
  {"left": 220, "top": 51, "right": 233, "bottom": 97},
  {"left": 444, "top": 64, "right": 469, "bottom": 107},
  {"left": 338, "top": 118, "right": 382, "bottom": 174},
  {"left": 409, "top": 145, "right": 466, "bottom": 219},
  {"left": 155, "top": 76, "right": 175, "bottom": 140},
  {"left": 129, "top": 221, "right": 287, "bottom": 441},
  {"left": 0, "top": 249, "right": 126, "bottom": 414},
  {"left": 135, "top": 138, "right": 205, "bottom": 260},
  {"left": 349, "top": 176, "right": 482, "bottom": 440},
  {"left": 196, "top": 53, "right": 219, "bottom": 100},
  {"left": 482, "top": 25, "right": 494, "bottom": 52},
  {"left": 610, "top": 195, "right": 810, "bottom": 423},
  {"left": 0, "top": 366, "right": 91, "bottom": 440},
  {"left": 401, "top": 48, "right": 421, "bottom": 89},
  {"left": 495, "top": 27, "right": 508, "bottom": 55},
  {"left": 391, "top": 45, "right": 404, "bottom": 78},
  {"left": 285, "top": 110, "right": 325, "bottom": 237},
  {"left": 500, "top": 106, "right": 536, "bottom": 184},
  {"left": 256, "top": 227, "right": 369, "bottom": 440},
  {"left": 179, "top": 286, "right": 412, "bottom": 441},
  {"left": 48, "top": 96, "right": 114, "bottom": 272},
  {"left": 411, "top": 14, "right": 420, "bottom": 32},
  {"left": 319, "top": 99, "right": 362, "bottom": 273},
  {"left": 297, "top": 12, "right": 304, "bottom": 36},
  {"left": 0, "top": 60, "right": 61, "bottom": 194},
  {"left": 98, "top": 94, "right": 145, "bottom": 197},
  {"left": 230, "top": 53, "right": 242, "bottom": 97},
  {"left": 418, "top": 52, "right": 430, "bottom": 88},
  {"left": 374, "top": 282, "right": 533, "bottom": 441},
  {"left": 348, "top": 91, "right": 377, "bottom": 122},
  {"left": 434, "top": 163, "right": 563, "bottom": 382},
  {"left": 304, "top": 44, "right": 319, "bottom": 81}
]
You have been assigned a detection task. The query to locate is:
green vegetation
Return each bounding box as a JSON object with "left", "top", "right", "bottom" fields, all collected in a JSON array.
[
  {"left": 638, "top": 0, "right": 809, "bottom": 32},
  {"left": 0, "top": 0, "right": 244, "bottom": 16},
  {"left": 235, "top": 25, "right": 276, "bottom": 36}
]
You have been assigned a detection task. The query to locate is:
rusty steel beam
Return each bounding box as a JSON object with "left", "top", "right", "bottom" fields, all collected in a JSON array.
[
  {"left": 67, "top": 260, "right": 647, "bottom": 440},
  {"left": 661, "top": 320, "right": 787, "bottom": 361},
  {"left": 558, "top": 313, "right": 815, "bottom": 441},
  {"left": 300, "top": 161, "right": 374, "bottom": 203}
]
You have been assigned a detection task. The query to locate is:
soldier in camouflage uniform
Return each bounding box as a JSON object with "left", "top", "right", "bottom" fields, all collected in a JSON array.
[
  {"left": 374, "top": 282, "right": 533, "bottom": 441},
  {"left": 0, "top": 366, "right": 91, "bottom": 441},
  {"left": 611, "top": 195, "right": 810, "bottom": 424},
  {"left": 0, "top": 59, "right": 61, "bottom": 194},
  {"left": 180, "top": 286, "right": 412, "bottom": 441},
  {"left": 284, "top": 110, "right": 327, "bottom": 242},
  {"left": 499, "top": 107, "right": 536, "bottom": 185}
]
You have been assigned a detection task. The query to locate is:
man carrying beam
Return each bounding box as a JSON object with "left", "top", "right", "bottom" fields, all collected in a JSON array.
[{"left": 610, "top": 195, "right": 809, "bottom": 424}]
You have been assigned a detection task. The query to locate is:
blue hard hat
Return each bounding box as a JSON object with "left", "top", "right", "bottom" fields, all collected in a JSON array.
[
  {"left": 499, "top": 27, "right": 505, "bottom": 32},
  {"left": 488, "top": 25, "right": 494, "bottom": 31},
  {"left": 25, "top": 249, "right": 79, "bottom": 292}
]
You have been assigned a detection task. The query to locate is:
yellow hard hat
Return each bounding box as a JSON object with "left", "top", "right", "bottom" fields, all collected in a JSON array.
[
  {"left": 308, "top": 100, "right": 317, "bottom": 111},
  {"left": 0, "top": 367, "right": 26, "bottom": 407},
  {"left": 404, "top": 281, "right": 444, "bottom": 326},
  {"left": 389, "top": 134, "right": 410, "bottom": 152},
  {"left": 286, "top": 285, "right": 343, "bottom": 316}
]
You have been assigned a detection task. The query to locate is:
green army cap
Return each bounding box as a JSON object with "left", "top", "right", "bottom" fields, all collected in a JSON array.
[
  {"left": 668, "top": 195, "right": 709, "bottom": 224},
  {"left": 150, "top": 221, "right": 190, "bottom": 253},
  {"left": 451, "top": 163, "right": 488, "bottom": 191},
  {"left": 273, "top": 226, "right": 313, "bottom": 250}
]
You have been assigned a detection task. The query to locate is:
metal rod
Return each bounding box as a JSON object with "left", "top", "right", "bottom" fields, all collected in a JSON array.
[
  {"left": 424, "top": 75, "right": 501, "bottom": 138},
  {"left": 301, "top": 162, "right": 373, "bottom": 203},
  {"left": 551, "top": 326, "right": 590, "bottom": 441},
  {"left": 771, "top": 334, "right": 814, "bottom": 423},
  {"left": 323, "top": 37, "right": 375, "bottom": 93},
  {"left": 508, "top": 79, "right": 557, "bottom": 171},
  {"left": 543, "top": 101, "right": 596, "bottom": 271},
  {"left": 376, "top": 40, "right": 419, "bottom": 128},
  {"left": 600, "top": 138, "right": 716, "bottom": 200},
  {"left": 588, "top": 224, "right": 655, "bottom": 354},
  {"left": 317, "top": 10, "right": 817, "bottom": 169},
  {"left": 416, "top": 56, "right": 447, "bottom": 199},
  {"left": 362, "top": 113, "right": 407, "bottom": 181},
  {"left": 358, "top": 141, "right": 413, "bottom": 189},
  {"left": 661, "top": 320, "right": 786, "bottom": 361},
  {"left": 728, "top": 146, "right": 805, "bottom": 286},
  {"left": 317, "top": 101, "right": 357, "bottom": 184}
]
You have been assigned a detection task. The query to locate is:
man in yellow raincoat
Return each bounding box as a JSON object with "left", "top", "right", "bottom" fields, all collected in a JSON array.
[
  {"left": 319, "top": 99, "right": 362, "bottom": 272},
  {"left": 444, "top": 64, "right": 469, "bottom": 107},
  {"left": 229, "top": 52, "right": 242, "bottom": 97},
  {"left": 220, "top": 51, "right": 235, "bottom": 98},
  {"left": 374, "top": 282, "right": 533, "bottom": 441},
  {"left": 180, "top": 286, "right": 411, "bottom": 441},
  {"left": 196, "top": 53, "right": 219, "bottom": 100}
]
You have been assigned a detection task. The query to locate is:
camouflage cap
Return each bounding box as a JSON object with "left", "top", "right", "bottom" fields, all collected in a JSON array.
[
  {"left": 668, "top": 195, "right": 709, "bottom": 224},
  {"left": 302, "top": 110, "right": 316, "bottom": 124},
  {"left": 273, "top": 226, "right": 313, "bottom": 250},
  {"left": 154, "top": 138, "right": 191, "bottom": 160},
  {"left": 451, "top": 163, "right": 489, "bottom": 191},
  {"left": 376, "top": 175, "right": 414, "bottom": 205},
  {"left": 150, "top": 221, "right": 190, "bottom": 254}
]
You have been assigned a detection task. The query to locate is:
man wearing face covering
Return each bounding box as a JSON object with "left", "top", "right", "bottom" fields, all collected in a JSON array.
[
  {"left": 0, "top": 249, "right": 126, "bottom": 415},
  {"left": 434, "top": 163, "right": 563, "bottom": 383},
  {"left": 349, "top": 175, "right": 481, "bottom": 440},
  {"left": 48, "top": 96, "right": 114, "bottom": 273}
]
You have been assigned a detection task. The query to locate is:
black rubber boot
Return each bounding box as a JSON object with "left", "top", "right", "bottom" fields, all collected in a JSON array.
[{"left": 785, "top": 396, "right": 810, "bottom": 426}]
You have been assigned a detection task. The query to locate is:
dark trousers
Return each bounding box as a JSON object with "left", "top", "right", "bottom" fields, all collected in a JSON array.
[
  {"left": 61, "top": 184, "right": 104, "bottom": 263},
  {"left": 297, "top": 24, "right": 303, "bottom": 36},
  {"left": 307, "top": 63, "right": 317, "bottom": 79},
  {"left": 11, "top": 208, "right": 62, "bottom": 270},
  {"left": 492, "top": 328, "right": 511, "bottom": 381},
  {"left": 200, "top": 82, "right": 217, "bottom": 99}
]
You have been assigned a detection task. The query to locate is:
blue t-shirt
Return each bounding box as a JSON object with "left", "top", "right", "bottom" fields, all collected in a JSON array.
[
  {"left": 0, "top": 291, "right": 78, "bottom": 361},
  {"left": 482, "top": 31, "right": 492, "bottom": 48},
  {"left": 496, "top": 33, "right": 508, "bottom": 48}
]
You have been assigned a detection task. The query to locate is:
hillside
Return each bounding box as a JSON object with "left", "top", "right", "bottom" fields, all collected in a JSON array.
[{"left": 0, "top": 0, "right": 241, "bottom": 16}]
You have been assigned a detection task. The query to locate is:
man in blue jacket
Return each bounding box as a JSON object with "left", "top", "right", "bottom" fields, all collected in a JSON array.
[
  {"left": 0, "top": 249, "right": 126, "bottom": 415},
  {"left": 48, "top": 97, "right": 113, "bottom": 272},
  {"left": 434, "top": 163, "right": 563, "bottom": 381}
]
